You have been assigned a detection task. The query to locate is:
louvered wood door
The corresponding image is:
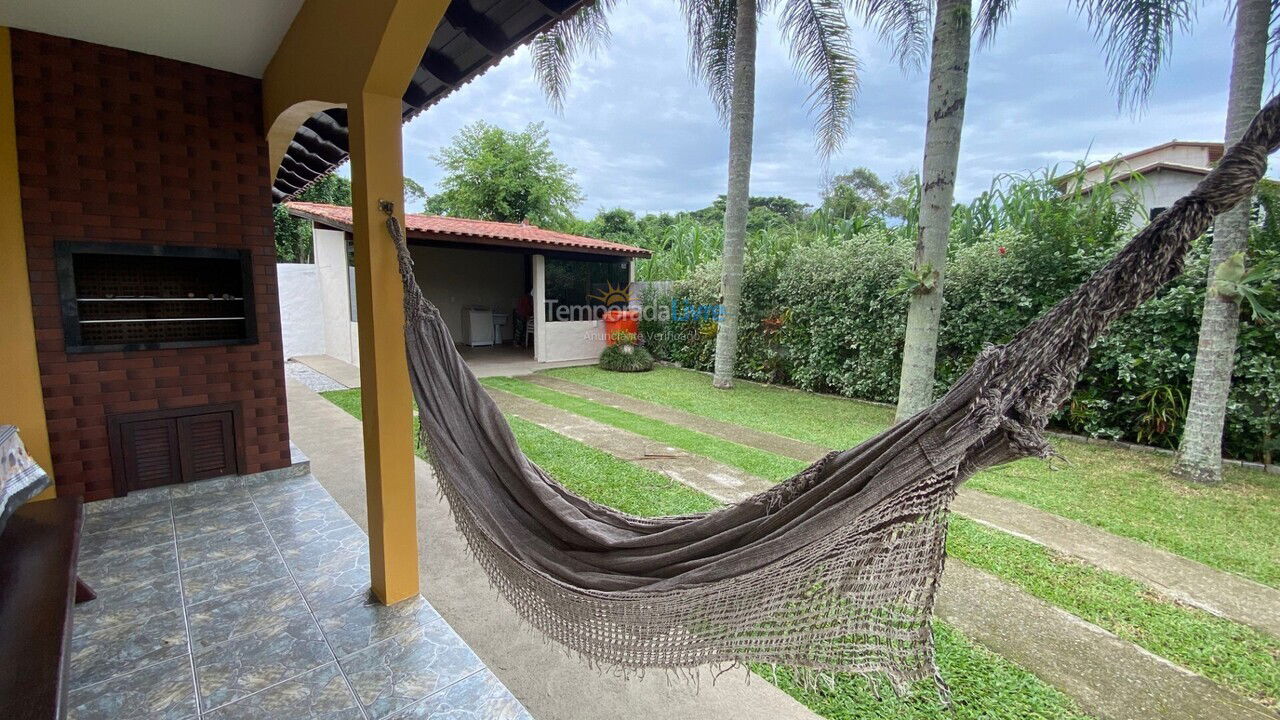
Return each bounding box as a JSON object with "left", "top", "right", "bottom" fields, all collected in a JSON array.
[
  {"left": 121, "top": 418, "right": 182, "bottom": 490},
  {"left": 177, "top": 412, "right": 236, "bottom": 481}
]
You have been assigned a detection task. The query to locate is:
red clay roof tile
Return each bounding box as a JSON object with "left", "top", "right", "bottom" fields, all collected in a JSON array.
[{"left": 285, "top": 202, "right": 651, "bottom": 258}]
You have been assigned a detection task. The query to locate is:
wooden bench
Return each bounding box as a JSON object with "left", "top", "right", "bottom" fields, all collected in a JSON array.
[{"left": 0, "top": 497, "right": 88, "bottom": 720}]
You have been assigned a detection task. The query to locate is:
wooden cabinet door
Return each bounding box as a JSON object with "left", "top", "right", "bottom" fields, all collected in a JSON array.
[
  {"left": 177, "top": 412, "right": 236, "bottom": 481},
  {"left": 121, "top": 418, "right": 182, "bottom": 491}
]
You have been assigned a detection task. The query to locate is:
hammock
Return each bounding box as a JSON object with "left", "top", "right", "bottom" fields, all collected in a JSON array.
[{"left": 388, "top": 95, "right": 1280, "bottom": 693}]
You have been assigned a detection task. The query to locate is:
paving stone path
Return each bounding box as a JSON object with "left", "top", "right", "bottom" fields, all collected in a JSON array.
[
  {"left": 525, "top": 373, "right": 1280, "bottom": 639},
  {"left": 493, "top": 375, "right": 1276, "bottom": 720}
]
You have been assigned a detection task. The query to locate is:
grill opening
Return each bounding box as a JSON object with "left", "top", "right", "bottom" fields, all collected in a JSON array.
[{"left": 55, "top": 242, "right": 256, "bottom": 352}]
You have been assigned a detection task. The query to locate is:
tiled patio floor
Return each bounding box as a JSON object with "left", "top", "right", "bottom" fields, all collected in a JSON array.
[{"left": 70, "top": 472, "right": 531, "bottom": 720}]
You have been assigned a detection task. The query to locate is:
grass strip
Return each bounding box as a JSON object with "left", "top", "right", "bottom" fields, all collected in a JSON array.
[
  {"left": 543, "top": 366, "right": 1280, "bottom": 589},
  {"left": 319, "top": 386, "right": 1092, "bottom": 720},
  {"left": 482, "top": 376, "right": 806, "bottom": 482},
  {"left": 948, "top": 516, "right": 1280, "bottom": 707}
]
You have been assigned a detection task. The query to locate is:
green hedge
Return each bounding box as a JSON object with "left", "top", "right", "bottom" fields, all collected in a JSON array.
[{"left": 638, "top": 228, "right": 1280, "bottom": 462}]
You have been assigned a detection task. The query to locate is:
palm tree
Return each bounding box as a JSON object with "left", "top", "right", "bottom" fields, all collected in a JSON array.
[
  {"left": 1173, "top": 0, "right": 1270, "bottom": 484},
  {"left": 868, "top": 0, "right": 1195, "bottom": 422},
  {"left": 531, "top": 0, "right": 860, "bottom": 389}
]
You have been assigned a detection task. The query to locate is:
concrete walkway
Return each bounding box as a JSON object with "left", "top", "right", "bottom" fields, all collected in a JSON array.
[
  {"left": 525, "top": 373, "right": 1280, "bottom": 639},
  {"left": 285, "top": 379, "right": 819, "bottom": 720},
  {"left": 493, "top": 377, "right": 1272, "bottom": 720}
]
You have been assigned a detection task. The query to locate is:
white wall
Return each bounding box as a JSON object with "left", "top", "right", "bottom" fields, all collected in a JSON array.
[
  {"left": 540, "top": 320, "right": 606, "bottom": 362},
  {"left": 314, "top": 227, "right": 357, "bottom": 363},
  {"left": 276, "top": 263, "right": 325, "bottom": 359},
  {"left": 407, "top": 244, "right": 524, "bottom": 343},
  {"left": 1114, "top": 168, "right": 1205, "bottom": 226}
]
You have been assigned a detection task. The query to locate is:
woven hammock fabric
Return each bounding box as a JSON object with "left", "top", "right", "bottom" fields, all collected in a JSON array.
[{"left": 389, "top": 95, "right": 1280, "bottom": 691}]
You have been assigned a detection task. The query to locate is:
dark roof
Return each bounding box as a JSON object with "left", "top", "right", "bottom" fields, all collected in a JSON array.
[
  {"left": 286, "top": 201, "right": 651, "bottom": 258},
  {"left": 271, "top": 0, "right": 591, "bottom": 203}
]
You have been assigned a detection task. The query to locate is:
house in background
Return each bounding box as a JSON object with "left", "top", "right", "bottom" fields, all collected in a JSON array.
[
  {"left": 1065, "top": 140, "right": 1224, "bottom": 224},
  {"left": 283, "top": 202, "right": 650, "bottom": 365}
]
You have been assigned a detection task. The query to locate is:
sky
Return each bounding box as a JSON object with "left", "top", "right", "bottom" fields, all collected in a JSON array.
[{"left": 393, "top": 1, "right": 1250, "bottom": 216}]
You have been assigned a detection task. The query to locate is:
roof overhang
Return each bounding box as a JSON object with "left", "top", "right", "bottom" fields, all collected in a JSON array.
[
  {"left": 287, "top": 204, "right": 650, "bottom": 259},
  {"left": 270, "top": 0, "right": 596, "bottom": 203},
  {"left": 0, "top": 0, "right": 305, "bottom": 77}
]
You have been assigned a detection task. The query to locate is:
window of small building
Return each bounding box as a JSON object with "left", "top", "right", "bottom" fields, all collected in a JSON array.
[{"left": 544, "top": 257, "right": 630, "bottom": 322}]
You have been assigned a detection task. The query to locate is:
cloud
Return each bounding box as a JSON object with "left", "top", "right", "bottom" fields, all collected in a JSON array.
[{"left": 400, "top": 0, "right": 1240, "bottom": 216}]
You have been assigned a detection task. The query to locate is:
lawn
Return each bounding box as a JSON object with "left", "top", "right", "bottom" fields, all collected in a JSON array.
[
  {"left": 319, "top": 387, "right": 1092, "bottom": 720},
  {"left": 471, "top": 375, "right": 1280, "bottom": 706},
  {"left": 543, "top": 365, "right": 1280, "bottom": 589}
]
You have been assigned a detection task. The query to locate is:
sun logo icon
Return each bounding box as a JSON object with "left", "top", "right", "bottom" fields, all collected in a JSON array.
[{"left": 588, "top": 281, "right": 633, "bottom": 307}]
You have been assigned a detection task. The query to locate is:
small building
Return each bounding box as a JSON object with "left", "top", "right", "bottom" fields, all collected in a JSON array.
[
  {"left": 1066, "top": 140, "right": 1223, "bottom": 224},
  {"left": 285, "top": 201, "right": 650, "bottom": 365}
]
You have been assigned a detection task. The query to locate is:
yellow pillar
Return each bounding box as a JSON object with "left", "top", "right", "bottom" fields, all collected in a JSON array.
[
  {"left": 349, "top": 91, "right": 419, "bottom": 604},
  {"left": 0, "top": 27, "right": 55, "bottom": 500},
  {"left": 264, "top": 0, "right": 448, "bottom": 604}
]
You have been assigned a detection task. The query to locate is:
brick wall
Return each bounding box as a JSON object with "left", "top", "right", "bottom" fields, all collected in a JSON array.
[{"left": 11, "top": 31, "right": 290, "bottom": 500}]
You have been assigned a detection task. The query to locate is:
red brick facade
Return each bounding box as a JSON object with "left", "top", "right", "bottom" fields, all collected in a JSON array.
[{"left": 11, "top": 31, "right": 290, "bottom": 500}]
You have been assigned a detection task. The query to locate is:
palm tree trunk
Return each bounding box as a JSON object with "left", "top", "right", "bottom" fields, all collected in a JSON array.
[
  {"left": 712, "top": 0, "right": 758, "bottom": 389},
  {"left": 1172, "top": 0, "right": 1268, "bottom": 484},
  {"left": 893, "top": 0, "right": 970, "bottom": 421}
]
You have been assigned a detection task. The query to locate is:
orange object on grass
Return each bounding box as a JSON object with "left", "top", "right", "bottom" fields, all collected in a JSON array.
[{"left": 602, "top": 309, "right": 640, "bottom": 345}]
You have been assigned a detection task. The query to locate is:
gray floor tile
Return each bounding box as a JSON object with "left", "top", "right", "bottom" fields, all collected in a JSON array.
[
  {"left": 173, "top": 501, "right": 261, "bottom": 540},
  {"left": 77, "top": 541, "right": 178, "bottom": 591},
  {"left": 253, "top": 482, "right": 334, "bottom": 520},
  {"left": 265, "top": 502, "right": 358, "bottom": 549},
  {"left": 187, "top": 578, "right": 311, "bottom": 651},
  {"left": 70, "top": 608, "right": 188, "bottom": 690},
  {"left": 247, "top": 473, "right": 317, "bottom": 498},
  {"left": 82, "top": 497, "right": 172, "bottom": 536},
  {"left": 181, "top": 550, "right": 291, "bottom": 606},
  {"left": 169, "top": 475, "right": 245, "bottom": 499},
  {"left": 67, "top": 654, "right": 197, "bottom": 720},
  {"left": 280, "top": 524, "right": 368, "bottom": 575},
  {"left": 79, "top": 517, "right": 176, "bottom": 563},
  {"left": 340, "top": 619, "right": 485, "bottom": 720},
  {"left": 84, "top": 487, "right": 171, "bottom": 515},
  {"left": 177, "top": 521, "right": 276, "bottom": 570},
  {"left": 292, "top": 545, "right": 372, "bottom": 611},
  {"left": 317, "top": 594, "right": 443, "bottom": 658},
  {"left": 171, "top": 487, "right": 253, "bottom": 517},
  {"left": 202, "top": 662, "right": 363, "bottom": 720},
  {"left": 73, "top": 571, "right": 182, "bottom": 638},
  {"left": 387, "top": 669, "right": 532, "bottom": 720},
  {"left": 193, "top": 613, "right": 334, "bottom": 712}
]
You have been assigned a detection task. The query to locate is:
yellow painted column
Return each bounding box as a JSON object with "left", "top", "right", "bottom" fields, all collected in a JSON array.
[
  {"left": 349, "top": 90, "right": 418, "bottom": 604},
  {"left": 0, "top": 27, "right": 55, "bottom": 500}
]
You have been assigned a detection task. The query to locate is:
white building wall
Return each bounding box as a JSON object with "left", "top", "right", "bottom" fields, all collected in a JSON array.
[
  {"left": 313, "top": 227, "right": 355, "bottom": 364},
  {"left": 407, "top": 244, "right": 524, "bottom": 343},
  {"left": 275, "top": 263, "right": 325, "bottom": 359},
  {"left": 1112, "top": 169, "right": 1205, "bottom": 226}
]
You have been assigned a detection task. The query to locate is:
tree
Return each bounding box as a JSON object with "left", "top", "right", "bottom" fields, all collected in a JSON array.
[
  {"left": 821, "top": 167, "right": 892, "bottom": 219},
  {"left": 273, "top": 173, "right": 352, "bottom": 262},
  {"left": 427, "top": 121, "right": 583, "bottom": 227},
  {"left": 590, "top": 207, "right": 641, "bottom": 242},
  {"left": 1173, "top": 0, "right": 1270, "bottom": 484},
  {"left": 403, "top": 176, "right": 428, "bottom": 212},
  {"left": 273, "top": 174, "right": 427, "bottom": 262},
  {"left": 532, "top": 0, "right": 858, "bottom": 388},
  {"left": 859, "top": 0, "right": 1194, "bottom": 421}
]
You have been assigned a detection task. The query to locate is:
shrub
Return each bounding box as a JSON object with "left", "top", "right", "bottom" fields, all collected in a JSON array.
[
  {"left": 639, "top": 226, "right": 1280, "bottom": 462},
  {"left": 600, "top": 335, "right": 655, "bottom": 373}
]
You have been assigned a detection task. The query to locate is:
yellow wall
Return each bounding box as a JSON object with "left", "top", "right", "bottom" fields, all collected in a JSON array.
[{"left": 0, "top": 27, "right": 55, "bottom": 499}]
